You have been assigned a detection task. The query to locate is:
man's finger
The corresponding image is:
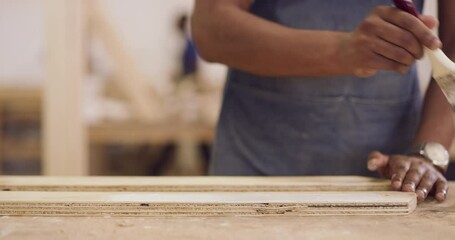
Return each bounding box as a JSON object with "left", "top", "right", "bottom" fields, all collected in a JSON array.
[
  {"left": 371, "top": 38, "right": 415, "bottom": 66},
  {"left": 435, "top": 179, "right": 449, "bottom": 202},
  {"left": 390, "top": 160, "right": 411, "bottom": 190},
  {"left": 373, "top": 17, "right": 423, "bottom": 59},
  {"left": 377, "top": 8, "right": 442, "bottom": 50},
  {"left": 415, "top": 171, "right": 437, "bottom": 201},
  {"left": 401, "top": 161, "right": 427, "bottom": 192}
]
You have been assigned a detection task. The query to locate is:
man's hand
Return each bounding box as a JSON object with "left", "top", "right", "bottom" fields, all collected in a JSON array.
[
  {"left": 338, "top": 6, "right": 441, "bottom": 77},
  {"left": 367, "top": 151, "right": 448, "bottom": 202}
]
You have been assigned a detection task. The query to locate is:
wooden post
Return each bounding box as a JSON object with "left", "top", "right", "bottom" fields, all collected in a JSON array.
[
  {"left": 43, "top": 0, "right": 88, "bottom": 175},
  {"left": 0, "top": 105, "right": 3, "bottom": 174}
]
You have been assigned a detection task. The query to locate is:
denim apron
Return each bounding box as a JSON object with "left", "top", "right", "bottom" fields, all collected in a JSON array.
[{"left": 210, "top": 0, "right": 424, "bottom": 176}]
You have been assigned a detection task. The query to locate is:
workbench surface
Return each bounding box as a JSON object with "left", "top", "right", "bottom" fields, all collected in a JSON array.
[{"left": 1, "top": 182, "right": 454, "bottom": 240}]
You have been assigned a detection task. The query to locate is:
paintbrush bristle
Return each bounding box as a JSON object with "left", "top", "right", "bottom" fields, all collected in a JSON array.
[
  {"left": 426, "top": 48, "right": 455, "bottom": 110},
  {"left": 433, "top": 73, "right": 455, "bottom": 110},
  {"left": 428, "top": 49, "right": 455, "bottom": 78}
]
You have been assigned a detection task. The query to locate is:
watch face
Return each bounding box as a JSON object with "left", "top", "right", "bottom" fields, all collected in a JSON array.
[{"left": 424, "top": 143, "right": 449, "bottom": 166}]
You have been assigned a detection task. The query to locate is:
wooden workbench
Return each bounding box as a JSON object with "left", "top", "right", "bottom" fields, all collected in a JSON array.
[{"left": 0, "top": 182, "right": 454, "bottom": 240}]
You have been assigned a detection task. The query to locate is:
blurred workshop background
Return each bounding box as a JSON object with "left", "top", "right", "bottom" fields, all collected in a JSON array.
[
  {"left": 0, "top": 0, "right": 453, "bottom": 177},
  {"left": 0, "top": 0, "right": 226, "bottom": 176}
]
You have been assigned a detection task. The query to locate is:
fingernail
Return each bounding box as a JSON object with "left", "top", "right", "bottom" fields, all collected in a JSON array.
[
  {"left": 416, "top": 189, "right": 427, "bottom": 201},
  {"left": 436, "top": 192, "right": 445, "bottom": 201},
  {"left": 392, "top": 180, "right": 401, "bottom": 190},
  {"left": 436, "top": 190, "right": 447, "bottom": 201},
  {"left": 416, "top": 188, "right": 428, "bottom": 201},
  {"left": 430, "top": 38, "right": 442, "bottom": 50},
  {"left": 403, "top": 183, "right": 415, "bottom": 192}
]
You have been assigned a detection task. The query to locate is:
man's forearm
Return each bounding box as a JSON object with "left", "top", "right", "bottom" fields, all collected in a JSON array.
[
  {"left": 412, "top": 0, "right": 455, "bottom": 149},
  {"left": 412, "top": 80, "right": 454, "bottom": 149},
  {"left": 193, "top": 0, "right": 442, "bottom": 78},
  {"left": 192, "top": 0, "right": 350, "bottom": 77}
]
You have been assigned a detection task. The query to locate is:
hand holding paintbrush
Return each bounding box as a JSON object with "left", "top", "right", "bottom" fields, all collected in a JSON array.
[
  {"left": 338, "top": 3, "right": 441, "bottom": 78},
  {"left": 393, "top": 0, "right": 455, "bottom": 111}
]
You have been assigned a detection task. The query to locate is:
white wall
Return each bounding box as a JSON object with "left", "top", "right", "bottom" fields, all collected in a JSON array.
[
  {"left": 96, "top": 0, "right": 194, "bottom": 88},
  {"left": 0, "top": 0, "right": 45, "bottom": 86},
  {"left": 0, "top": 0, "right": 227, "bottom": 88}
]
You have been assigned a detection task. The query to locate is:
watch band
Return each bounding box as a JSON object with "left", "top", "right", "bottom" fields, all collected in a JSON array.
[{"left": 407, "top": 142, "right": 449, "bottom": 173}]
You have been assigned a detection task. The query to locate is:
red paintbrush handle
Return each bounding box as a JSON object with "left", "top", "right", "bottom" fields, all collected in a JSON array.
[{"left": 392, "top": 0, "right": 420, "bottom": 17}]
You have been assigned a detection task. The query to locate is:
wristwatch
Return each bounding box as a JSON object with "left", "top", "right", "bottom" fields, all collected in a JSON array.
[{"left": 408, "top": 142, "right": 450, "bottom": 173}]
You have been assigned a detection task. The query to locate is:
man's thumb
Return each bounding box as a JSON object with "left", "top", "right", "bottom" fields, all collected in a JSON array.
[{"left": 367, "top": 151, "right": 389, "bottom": 171}]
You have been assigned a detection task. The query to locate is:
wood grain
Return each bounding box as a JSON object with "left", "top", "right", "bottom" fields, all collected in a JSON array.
[
  {"left": 0, "top": 176, "right": 414, "bottom": 216},
  {"left": 0, "top": 176, "right": 391, "bottom": 192},
  {"left": 0, "top": 191, "right": 416, "bottom": 217},
  {"left": 1, "top": 183, "right": 453, "bottom": 240}
]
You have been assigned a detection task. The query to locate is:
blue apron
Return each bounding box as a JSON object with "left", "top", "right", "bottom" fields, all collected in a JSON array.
[{"left": 210, "top": 0, "right": 424, "bottom": 176}]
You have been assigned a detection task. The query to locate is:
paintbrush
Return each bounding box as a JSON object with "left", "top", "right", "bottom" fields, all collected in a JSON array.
[{"left": 393, "top": 0, "right": 455, "bottom": 110}]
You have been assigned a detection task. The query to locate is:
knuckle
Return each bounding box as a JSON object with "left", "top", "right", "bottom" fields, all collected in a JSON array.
[
  {"left": 359, "top": 21, "right": 374, "bottom": 33},
  {"left": 413, "top": 157, "right": 428, "bottom": 166},
  {"left": 437, "top": 178, "right": 448, "bottom": 184},
  {"left": 436, "top": 179, "right": 448, "bottom": 190},
  {"left": 360, "top": 17, "right": 380, "bottom": 34},
  {"left": 364, "top": 56, "right": 378, "bottom": 68},
  {"left": 400, "top": 16, "right": 417, "bottom": 31},
  {"left": 407, "top": 168, "right": 424, "bottom": 177},
  {"left": 394, "top": 173, "right": 406, "bottom": 181},
  {"left": 398, "top": 34, "right": 415, "bottom": 47},
  {"left": 395, "top": 50, "right": 413, "bottom": 64},
  {"left": 411, "top": 45, "right": 424, "bottom": 59},
  {"left": 421, "top": 174, "right": 435, "bottom": 185},
  {"left": 373, "top": 6, "right": 387, "bottom": 15},
  {"left": 415, "top": 48, "right": 424, "bottom": 58},
  {"left": 394, "top": 165, "right": 406, "bottom": 172},
  {"left": 402, "top": 178, "right": 414, "bottom": 184},
  {"left": 421, "top": 33, "right": 434, "bottom": 45},
  {"left": 356, "top": 34, "right": 370, "bottom": 45},
  {"left": 422, "top": 171, "right": 434, "bottom": 181},
  {"left": 419, "top": 181, "right": 432, "bottom": 188},
  {"left": 413, "top": 160, "right": 425, "bottom": 167},
  {"left": 392, "top": 171, "right": 403, "bottom": 178}
]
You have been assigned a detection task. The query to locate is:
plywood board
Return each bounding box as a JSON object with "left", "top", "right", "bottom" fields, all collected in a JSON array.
[
  {"left": 0, "top": 176, "right": 391, "bottom": 192},
  {"left": 0, "top": 191, "right": 416, "bottom": 216}
]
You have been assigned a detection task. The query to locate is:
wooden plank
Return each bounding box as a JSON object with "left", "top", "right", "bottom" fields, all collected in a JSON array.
[
  {"left": 0, "top": 185, "right": 453, "bottom": 240},
  {"left": 0, "top": 176, "right": 391, "bottom": 192},
  {"left": 0, "top": 191, "right": 416, "bottom": 216},
  {"left": 44, "top": 0, "right": 88, "bottom": 175}
]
